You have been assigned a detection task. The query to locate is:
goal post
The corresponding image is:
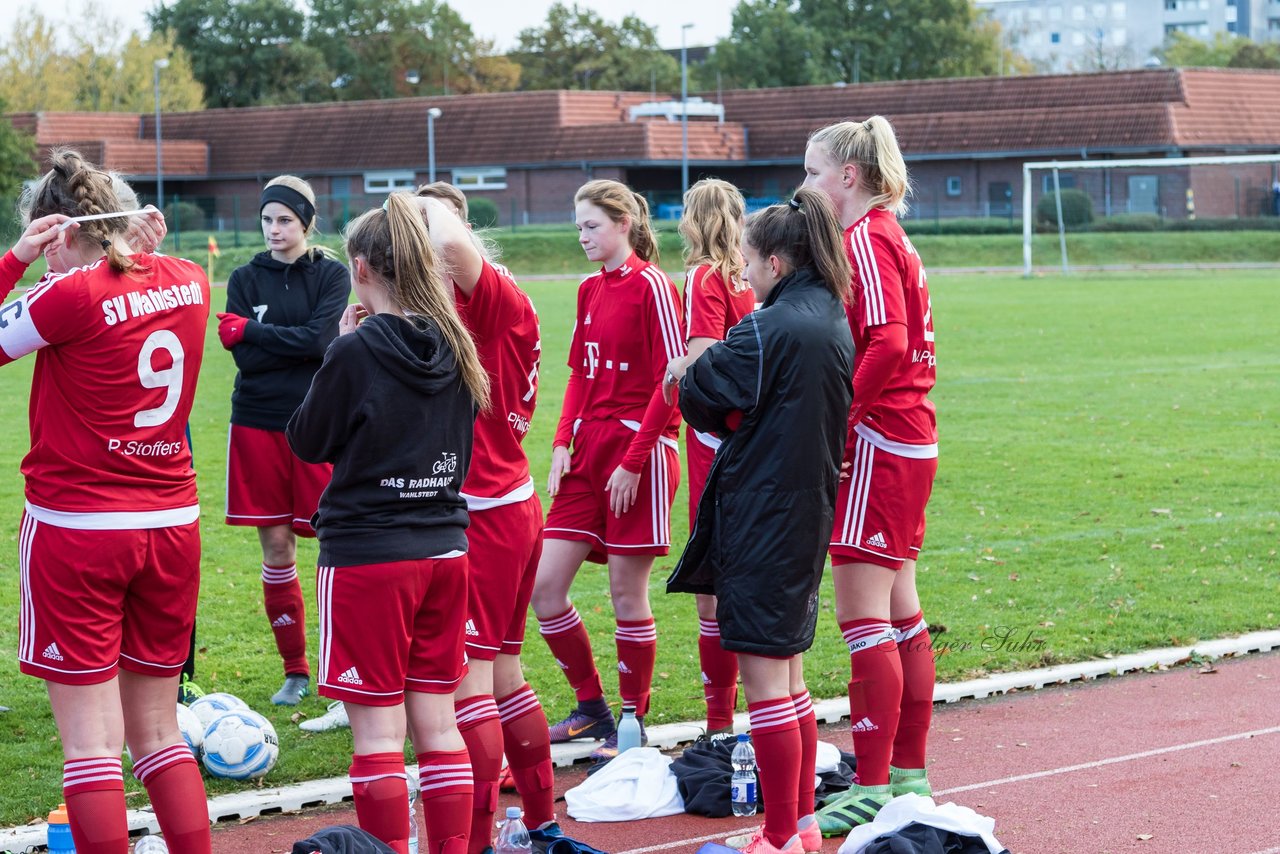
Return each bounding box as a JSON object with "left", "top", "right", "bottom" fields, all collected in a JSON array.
[{"left": 1022, "top": 153, "right": 1280, "bottom": 276}]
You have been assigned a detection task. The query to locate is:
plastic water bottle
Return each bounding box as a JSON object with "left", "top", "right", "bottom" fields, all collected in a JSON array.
[
  {"left": 730, "top": 734, "right": 758, "bottom": 817},
  {"left": 46, "top": 804, "right": 74, "bottom": 854},
  {"left": 134, "top": 835, "right": 169, "bottom": 853},
  {"left": 617, "top": 704, "right": 642, "bottom": 754},
  {"left": 407, "top": 769, "right": 420, "bottom": 854},
  {"left": 494, "top": 806, "right": 532, "bottom": 853}
]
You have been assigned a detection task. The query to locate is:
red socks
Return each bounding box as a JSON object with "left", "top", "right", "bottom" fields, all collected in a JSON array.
[
  {"left": 63, "top": 757, "right": 128, "bottom": 853},
  {"left": 841, "top": 618, "right": 902, "bottom": 786},
  {"left": 262, "top": 562, "right": 309, "bottom": 677},
  {"left": 456, "top": 696, "right": 503, "bottom": 854},
  {"left": 417, "top": 750, "right": 473, "bottom": 854},
  {"left": 132, "top": 745, "right": 211, "bottom": 853},
  {"left": 698, "top": 618, "right": 738, "bottom": 730},
  {"left": 892, "top": 611, "right": 935, "bottom": 770},
  {"left": 351, "top": 753, "right": 411, "bottom": 854},
  {"left": 615, "top": 617, "right": 657, "bottom": 716},
  {"left": 537, "top": 606, "right": 604, "bottom": 702},
  {"left": 748, "top": 698, "right": 801, "bottom": 849},
  {"left": 792, "top": 691, "right": 818, "bottom": 817},
  {"left": 497, "top": 683, "right": 555, "bottom": 828}
]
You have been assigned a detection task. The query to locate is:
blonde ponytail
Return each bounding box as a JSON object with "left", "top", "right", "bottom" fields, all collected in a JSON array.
[
  {"left": 809, "top": 116, "right": 910, "bottom": 217},
  {"left": 344, "top": 193, "right": 491, "bottom": 411}
]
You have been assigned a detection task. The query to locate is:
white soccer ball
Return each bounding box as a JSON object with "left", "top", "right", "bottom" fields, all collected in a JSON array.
[
  {"left": 200, "top": 709, "right": 279, "bottom": 780},
  {"left": 188, "top": 692, "right": 249, "bottom": 729},
  {"left": 176, "top": 702, "right": 204, "bottom": 758}
]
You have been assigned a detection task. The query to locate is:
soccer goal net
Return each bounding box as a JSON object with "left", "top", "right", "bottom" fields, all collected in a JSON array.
[{"left": 1022, "top": 153, "right": 1280, "bottom": 275}]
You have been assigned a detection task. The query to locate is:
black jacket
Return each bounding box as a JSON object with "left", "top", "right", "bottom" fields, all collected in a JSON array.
[
  {"left": 667, "top": 267, "right": 853, "bottom": 656},
  {"left": 226, "top": 250, "right": 350, "bottom": 431},
  {"left": 286, "top": 313, "right": 476, "bottom": 567}
]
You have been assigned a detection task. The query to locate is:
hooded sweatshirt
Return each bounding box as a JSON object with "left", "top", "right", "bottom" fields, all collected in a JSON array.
[
  {"left": 226, "top": 250, "right": 350, "bottom": 431},
  {"left": 286, "top": 313, "right": 476, "bottom": 567}
]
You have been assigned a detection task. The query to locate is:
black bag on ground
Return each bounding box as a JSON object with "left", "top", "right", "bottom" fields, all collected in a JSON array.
[{"left": 292, "top": 824, "right": 395, "bottom": 854}]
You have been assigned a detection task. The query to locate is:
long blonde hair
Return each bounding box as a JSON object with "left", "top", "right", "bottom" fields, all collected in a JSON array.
[
  {"left": 21, "top": 147, "right": 139, "bottom": 275},
  {"left": 679, "top": 178, "right": 746, "bottom": 294},
  {"left": 344, "top": 193, "right": 490, "bottom": 411},
  {"left": 744, "top": 188, "right": 851, "bottom": 302},
  {"left": 574, "top": 179, "right": 659, "bottom": 265},
  {"left": 809, "top": 116, "right": 911, "bottom": 217}
]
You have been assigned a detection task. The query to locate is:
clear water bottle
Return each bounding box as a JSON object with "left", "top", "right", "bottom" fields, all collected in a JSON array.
[
  {"left": 134, "top": 834, "right": 169, "bottom": 853},
  {"left": 494, "top": 806, "right": 532, "bottom": 853},
  {"left": 617, "top": 704, "right": 642, "bottom": 754},
  {"left": 730, "top": 733, "right": 758, "bottom": 817},
  {"left": 407, "top": 769, "right": 420, "bottom": 854}
]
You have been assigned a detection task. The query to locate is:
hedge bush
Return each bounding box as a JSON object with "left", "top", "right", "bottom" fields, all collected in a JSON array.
[
  {"left": 467, "top": 197, "right": 499, "bottom": 229},
  {"left": 1036, "top": 189, "right": 1093, "bottom": 227}
]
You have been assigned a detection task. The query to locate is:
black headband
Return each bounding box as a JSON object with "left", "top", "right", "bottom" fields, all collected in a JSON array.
[{"left": 260, "top": 185, "right": 316, "bottom": 230}]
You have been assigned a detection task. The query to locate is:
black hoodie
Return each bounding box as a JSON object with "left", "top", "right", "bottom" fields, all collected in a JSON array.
[
  {"left": 286, "top": 313, "right": 476, "bottom": 567},
  {"left": 226, "top": 250, "right": 350, "bottom": 431}
]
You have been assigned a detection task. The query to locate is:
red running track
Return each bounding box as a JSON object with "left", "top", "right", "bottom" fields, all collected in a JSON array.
[{"left": 211, "top": 651, "right": 1280, "bottom": 853}]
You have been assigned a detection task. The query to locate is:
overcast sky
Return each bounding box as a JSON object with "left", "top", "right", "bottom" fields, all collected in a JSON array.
[{"left": 18, "top": 0, "right": 737, "bottom": 51}]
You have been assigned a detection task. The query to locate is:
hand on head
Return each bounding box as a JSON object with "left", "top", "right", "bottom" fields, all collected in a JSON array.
[{"left": 13, "top": 214, "right": 74, "bottom": 264}]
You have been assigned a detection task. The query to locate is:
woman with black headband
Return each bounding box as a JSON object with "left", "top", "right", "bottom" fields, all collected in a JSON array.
[{"left": 217, "top": 175, "right": 350, "bottom": 707}]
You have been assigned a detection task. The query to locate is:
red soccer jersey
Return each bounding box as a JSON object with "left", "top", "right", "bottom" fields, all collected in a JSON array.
[
  {"left": 455, "top": 260, "right": 540, "bottom": 504},
  {"left": 0, "top": 254, "right": 210, "bottom": 526},
  {"left": 845, "top": 208, "right": 937, "bottom": 446},
  {"left": 560, "top": 253, "right": 685, "bottom": 450},
  {"left": 683, "top": 264, "right": 755, "bottom": 342}
]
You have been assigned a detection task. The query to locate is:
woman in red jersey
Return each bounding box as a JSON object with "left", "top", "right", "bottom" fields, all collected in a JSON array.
[
  {"left": 802, "top": 117, "right": 941, "bottom": 836},
  {"left": 218, "top": 175, "right": 350, "bottom": 708},
  {"left": 531, "top": 179, "right": 685, "bottom": 762},
  {"left": 287, "top": 193, "right": 489, "bottom": 854},
  {"left": 0, "top": 149, "right": 212, "bottom": 853},
  {"left": 677, "top": 178, "right": 755, "bottom": 735},
  {"left": 415, "top": 184, "right": 558, "bottom": 851}
]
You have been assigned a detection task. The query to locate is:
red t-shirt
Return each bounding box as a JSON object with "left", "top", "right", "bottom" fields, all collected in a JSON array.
[
  {"left": 683, "top": 264, "right": 755, "bottom": 342},
  {"left": 556, "top": 253, "right": 685, "bottom": 468},
  {"left": 455, "top": 260, "right": 540, "bottom": 506},
  {"left": 845, "top": 208, "right": 937, "bottom": 447},
  {"left": 0, "top": 254, "right": 210, "bottom": 527}
]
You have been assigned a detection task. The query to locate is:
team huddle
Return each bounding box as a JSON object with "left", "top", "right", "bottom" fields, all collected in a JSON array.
[{"left": 3, "top": 115, "right": 937, "bottom": 854}]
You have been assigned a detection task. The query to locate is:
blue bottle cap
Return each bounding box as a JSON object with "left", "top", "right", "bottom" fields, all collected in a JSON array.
[
  {"left": 737, "top": 733, "right": 749, "bottom": 742},
  {"left": 506, "top": 806, "right": 523, "bottom": 819}
]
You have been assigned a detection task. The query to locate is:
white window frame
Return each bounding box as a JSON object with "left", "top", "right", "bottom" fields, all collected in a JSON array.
[
  {"left": 946, "top": 177, "right": 963, "bottom": 197},
  {"left": 363, "top": 170, "right": 416, "bottom": 194},
  {"left": 452, "top": 167, "right": 508, "bottom": 191}
]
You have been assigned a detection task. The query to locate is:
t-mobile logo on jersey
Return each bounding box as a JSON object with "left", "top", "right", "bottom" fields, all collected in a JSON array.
[{"left": 583, "top": 341, "right": 601, "bottom": 378}]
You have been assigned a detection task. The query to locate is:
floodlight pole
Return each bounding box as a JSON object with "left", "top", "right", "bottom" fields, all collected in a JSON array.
[
  {"left": 427, "top": 107, "right": 442, "bottom": 183},
  {"left": 681, "top": 23, "right": 693, "bottom": 198},
  {"left": 154, "top": 58, "right": 169, "bottom": 210}
]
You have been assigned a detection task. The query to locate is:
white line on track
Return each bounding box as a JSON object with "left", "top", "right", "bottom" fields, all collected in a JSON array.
[
  {"left": 1245, "top": 848, "right": 1280, "bottom": 854},
  {"left": 933, "top": 725, "right": 1280, "bottom": 796}
]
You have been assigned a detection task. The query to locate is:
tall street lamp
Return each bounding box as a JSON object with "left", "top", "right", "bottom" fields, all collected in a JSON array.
[
  {"left": 153, "top": 58, "right": 169, "bottom": 210},
  {"left": 427, "top": 107, "right": 442, "bottom": 183},
  {"left": 680, "top": 23, "right": 693, "bottom": 198}
]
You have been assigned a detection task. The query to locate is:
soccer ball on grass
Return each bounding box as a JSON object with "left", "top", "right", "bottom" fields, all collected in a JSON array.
[{"left": 200, "top": 709, "right": 279, "bottom": 780}]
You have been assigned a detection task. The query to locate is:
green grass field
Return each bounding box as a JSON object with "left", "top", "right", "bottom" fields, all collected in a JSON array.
[{"left": 0, "top": 268, "right": 1276, "bottom": 825}]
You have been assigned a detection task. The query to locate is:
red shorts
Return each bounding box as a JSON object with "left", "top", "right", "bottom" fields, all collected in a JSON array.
[
  {"left": 829, "top": 430, "right": 937, "bottom": 570},
  {"left": 317, "top": 555, "right": 468, "bottom": 706},
  {"left": 544, "top": 420, "right": 680, "bottom": 563},
  {"left": 685, "top": 425, "right": 721, "bottom": 531},
  {"left": 465, "top": 494, "right": 544, "bottom": 660},
  {"left": 18, "top": 514, "right": 200, "bottom": 685},
  {"left": 226, "top": 424, "right": 331, "bottom": 536}
]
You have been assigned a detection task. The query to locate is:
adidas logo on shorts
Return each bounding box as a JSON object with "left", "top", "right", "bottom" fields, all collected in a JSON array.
[
  {"left": 271, "top": 613, "right": 296, "bottom": 627},
  {"left": 465, "top": 619, "right": 480, "bottom": 637},
  {"left": 42, "top": 642, "right": 65, "bottom": 662},
  {"left": 337, "top": 667, "right": 363, "bottom": 686},
  {"left": 865, "top": 532, "right": 888, "bottom": 549},
  {"left": 850, "top": 716, "right": 879, "bottom": 732}
]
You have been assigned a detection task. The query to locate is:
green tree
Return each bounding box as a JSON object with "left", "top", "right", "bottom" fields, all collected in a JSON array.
[
  {"left": 0, "top": 98, "right": 37, "bottom": 201},
  {"left": 150, "top": 0, "right": 327, "bottom": 107},
  {"left": 699, "top": 0, "right": 824, "bottom": 89},
  {"left": 511, "top": 2, "right": 679, "bottom": 91},
  {"left": 1156, "top": 32, "right": 1280, "bottom": 69}
]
